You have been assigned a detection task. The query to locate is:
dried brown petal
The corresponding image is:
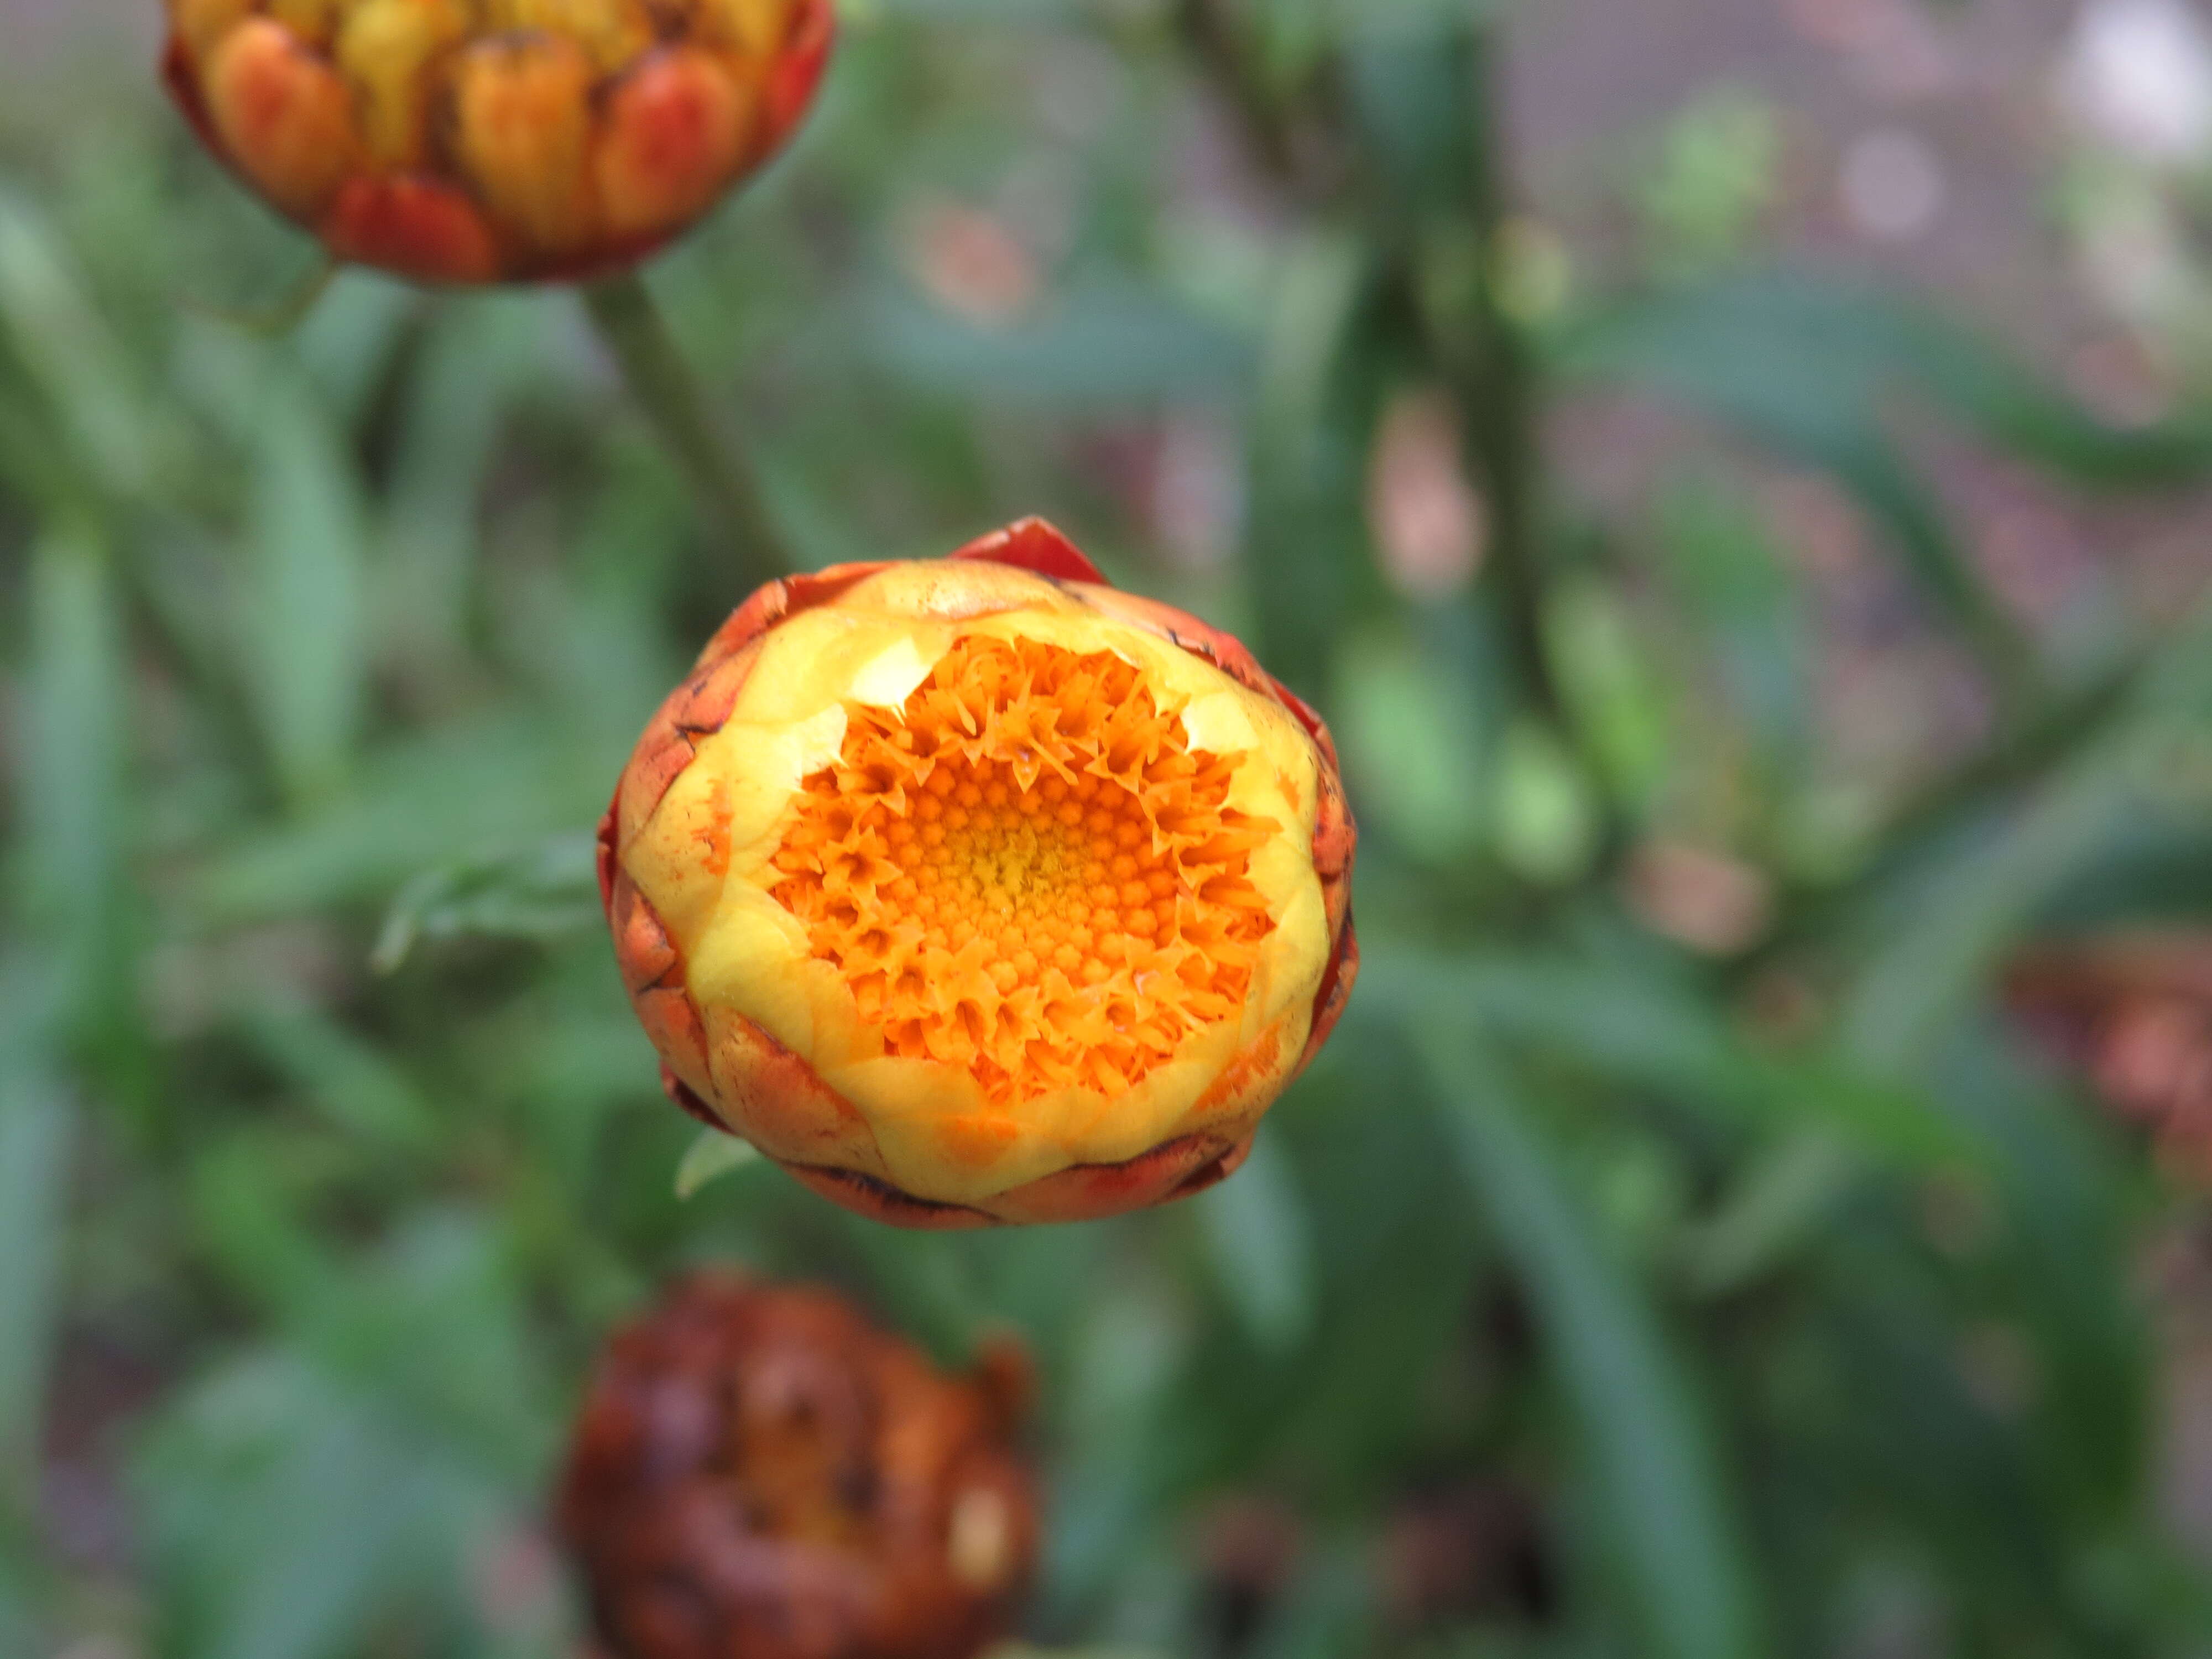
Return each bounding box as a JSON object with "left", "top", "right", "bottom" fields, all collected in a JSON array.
[{"left": 559, "top": 1273, "right": 1038, "bottom": 1659}]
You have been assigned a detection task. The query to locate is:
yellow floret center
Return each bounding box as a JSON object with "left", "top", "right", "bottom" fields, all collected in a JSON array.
[{"left": 769, "top": 635, "right": 1279, "bottom": 1105}]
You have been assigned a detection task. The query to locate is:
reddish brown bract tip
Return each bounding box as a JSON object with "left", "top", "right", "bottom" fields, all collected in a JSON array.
[
  {"left": 559, "top": 1272, "right": 1039, "bottom": 1659},
  {"left": 161, "top": 0, "right": 836, "bottom": 285}
]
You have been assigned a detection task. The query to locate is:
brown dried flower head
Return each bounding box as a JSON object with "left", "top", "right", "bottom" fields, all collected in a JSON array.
[
  {"left": 559, "top": 1272, "right": 1039, "bottom": 1659},
  {"left": 2008, "top": 931, "right": 2212, "bottom": 1173}
]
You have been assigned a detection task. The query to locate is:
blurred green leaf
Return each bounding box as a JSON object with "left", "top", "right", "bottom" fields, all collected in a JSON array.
[
  {"left": 1546, "top": 577, "right": 1671, "bottom": 811},
  {"left": 1334, "top": 623, "right": 1490, "bottom": 865},
  {"left": 1491, "top": 721, "right": 1600, "bottom": 884},
  {"left": 371, "top": 828, "right": 601, "bottom": 972},
  {"left": 1363, "top": 942, "right": 1973, "bottom": 1170},
  {"left": 1932, "top": 1030, "right": 2145, "bottom": 1519},
  {"left": 1653, "top": 475, "right": 1809, "bottom": 765},
  {"left": 137, "top": 1213, "right": 566, "bottom": 1659},
  {"left": 1840, "top": 591, "right": 2212, "bottom": 1073},
  {"left": 1563, "top": 274, "right": 2038, "bottom": 687},
  {"left": 194, "top": 716, "right": 603, "bottom": 925},
  {"left": 0, "top": 1042, "right": 71, "bottom": 1511},
  {"left": 674, "top": 1129, "right": 761, "bottom": 1199},
  {"left": 868, "top": 279, "right": 1253, "bottom": 403},
  {"left": 0, "top": 187, "right": 160, "bottom": 499},
  {"left": 378, "top": 296, "right": 545, "bottom": 669},
  {"left": 1246, "top": 230, "right": 1388, "bottom": 695},
  {"left": 139, "top": 1353, "right": 505, "bottom": 1659},
  {"left": 234, "top": 997, "right": 441, "bottom": 1154},
  {"left": 1678, "top": 1131, "right": 1856, "bottom": 1296},
  {"left": 1636, "top": 88, "right": 1782, "bottom": 275},
  {"left": 1417, "top": 1024, "right": 1765, "bottom": 1659},
  {"left": 1193, "top": 1129, "right": 1315, "bottom": 1353},
  {"left": 245, "top": 369, "right": 370, "bottom": 810},
  {"left": 19, "top": 521, "right": 129, "bottom": 1034}
]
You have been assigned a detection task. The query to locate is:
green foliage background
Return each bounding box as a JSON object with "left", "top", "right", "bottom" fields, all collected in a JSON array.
[{"left": 4, "top": 2, "right": 2212, "bottom": 1656}]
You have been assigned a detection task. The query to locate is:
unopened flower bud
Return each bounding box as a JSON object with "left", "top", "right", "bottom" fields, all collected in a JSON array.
[
  {"left": 162, "top": 0, "right": 833, "bottom": 283},
  {"left": 599, "top": 519, "right": 1360, "bottom": 1228}
]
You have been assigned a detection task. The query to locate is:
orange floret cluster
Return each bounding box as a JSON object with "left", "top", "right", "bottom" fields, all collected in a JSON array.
[
  {"left": 161, "top": 0, "right": 833, "bottom": 283},
  {"left": 770, "top": 637, "right": 1279, "bottom": 1104}
]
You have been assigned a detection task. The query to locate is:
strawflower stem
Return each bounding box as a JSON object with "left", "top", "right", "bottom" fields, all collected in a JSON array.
[{"left": 583, "top": 273, "right": 787, "bottom": 586}]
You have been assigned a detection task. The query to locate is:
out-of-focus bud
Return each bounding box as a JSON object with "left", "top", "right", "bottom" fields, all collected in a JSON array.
[
  {"left": 161, "top": 0, "right": 834, "bottom": 284},
  {"left": 599, "top": 519, "right": 1359, "bottom": 1228},
  {"left": 2008, "top": 932, "right": 2212, "bottom": 1173},
  {"left": 559, "top": 1272, "right": 1037, "bottom": 1659}
]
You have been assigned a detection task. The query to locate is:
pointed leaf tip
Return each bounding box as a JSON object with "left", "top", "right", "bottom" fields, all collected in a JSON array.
[{"left": 675, "top": 1129, "right": 761, "bottom": 1199}]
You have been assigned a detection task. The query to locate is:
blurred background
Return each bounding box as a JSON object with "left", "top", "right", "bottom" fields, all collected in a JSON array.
[{"left": 6, "top": 0, "right": 2212, "bottom": 1654}]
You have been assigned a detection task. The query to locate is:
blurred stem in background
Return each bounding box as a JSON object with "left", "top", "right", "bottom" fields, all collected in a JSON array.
[
  {"left": 1178, "top": 2, "right": 1616, "bottom": 867},
  {"left": 583, "top": 272, "right": 789, "bottom": 586},
  {"left": 1435, "top": 28, "right": 1571, "bottom": 746}
]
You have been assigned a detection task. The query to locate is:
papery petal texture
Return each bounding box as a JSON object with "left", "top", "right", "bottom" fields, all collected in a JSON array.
[{"left": 601, "top": 519, "right": 1360, "bottom": 1227}]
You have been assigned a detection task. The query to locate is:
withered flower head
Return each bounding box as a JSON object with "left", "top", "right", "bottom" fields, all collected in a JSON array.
[
  {"left": 161, "top": 0, "right": 833, "bottom": 284},
  {"left": 2008, "top": 931, "right": 2212, "bottom": 1174},
  {"left": 559, "top": 1272, "right": 1037, "bottom": 1659},
  {"left": 599, "top": 519, "right": 1359, "bottom": 1228}
]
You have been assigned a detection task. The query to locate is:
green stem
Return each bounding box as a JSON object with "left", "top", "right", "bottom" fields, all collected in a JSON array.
[
  {"left": 582, "top": 273, "right": 787, "bottom": 586},
  {"left": 1454, "top": 27, "right": 1563, "bottom": 733},
  {"left": 1174, "top": 0, "right": 1299, "bottom": 185}
]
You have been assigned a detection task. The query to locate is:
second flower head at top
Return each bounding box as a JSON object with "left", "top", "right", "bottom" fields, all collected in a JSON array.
[{"left": 161, "top": 0, "right": 834, "bottom": 284}]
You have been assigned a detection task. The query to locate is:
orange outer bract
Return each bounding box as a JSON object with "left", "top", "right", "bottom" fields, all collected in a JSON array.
[
  {"left": 161, "top": 0, "right": 835, "bottom": 285},
  {"left": 600, "top": 519, "right": 1360, "bottom": 1228}
]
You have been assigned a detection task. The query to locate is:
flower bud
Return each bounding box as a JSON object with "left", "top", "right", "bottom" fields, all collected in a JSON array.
[
  {"left": 161, "top": 0, "right": 834, "bottom": 284},
  {"left": 599, "top": 519, "right": 1360, "bottom": 1228},
  {"left": 2009, "top": 933, "right": 2212, "bottom": 1175},
  {"left": 559, "top": 1272, "right": 1038, "bottom": 1659}
]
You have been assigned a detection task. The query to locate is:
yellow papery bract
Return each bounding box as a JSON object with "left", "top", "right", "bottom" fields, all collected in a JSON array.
[{"left": 603, "top": 526, "right": 1360, "bottom": 1227}]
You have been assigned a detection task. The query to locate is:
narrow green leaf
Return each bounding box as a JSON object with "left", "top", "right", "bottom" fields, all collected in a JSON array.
[
  {"left": 1416, "top": 1024, "right": 1765, "bottom": 1659},
  {"left": 1194, "top": 1130, "right": 1315, "bottom": 1353},
  {"left": 234, "top": 998, "right": 440, "bottom": 1153},
  {"left": 1654, "top": 476, "right": 1809, "bottom": 764},
  {"left": 867, "top": 279, "right": 1254, "bottom": 404},
  {"left": 0, "top": 187, "right": 157, "bottom": 497},
  {"left": 194, "top": 713, "right": 599, "bottom": 926},
  {"left": 674, "top": 1129, "right": 760, "bottom": 1199},
  {"left": 378, "top": 296, "right": 532, "bottom": 668},
  {"left": 1563, "top": 274, "right": 2036, "bottom": 688},
  {"left": 1360, "top": 942, "right": 1970, "bottom": 1170},
  {"left": 21, "top": 521, "right": 128, "bottom": 1034},
  {"left": 1678, "top": 1131, "right": 1856, "bottom": 1296},
  {"left": 370, "top": 827, "right": 602, "bottom": 972},
  {"left": 1840, "top": 592, "right": 2212, "bottom": 1073},
  {"left": 0, "top": 1047, "right": 71, "bottom": 1512},
  {"left": 246, "top": 372, "right": 369, "bottom": 810}
]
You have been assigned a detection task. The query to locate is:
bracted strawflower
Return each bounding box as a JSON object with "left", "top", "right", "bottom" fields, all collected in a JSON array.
[
  {"left": 560, "top": 1272, "right": 1037, "bottom": 1659},
  {"left": 600, "top": 519, "right": 1360, "bottom": 1227},
  {"left": 161, "top": 0, "right": 833, "bottom": 283}
]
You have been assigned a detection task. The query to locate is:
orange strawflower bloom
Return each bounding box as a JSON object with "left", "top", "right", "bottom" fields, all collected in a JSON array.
[
  {"left": 560, "top": 1272, "right": 1037, "bottom": 1659},
  {"left": 599, "top": 519, "right": 1360, "bottom": 1227},
  {"left": 161, "top": 0, "right": 833, "bottom": 284}
]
